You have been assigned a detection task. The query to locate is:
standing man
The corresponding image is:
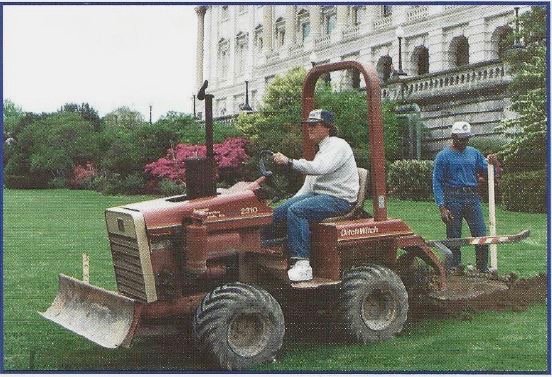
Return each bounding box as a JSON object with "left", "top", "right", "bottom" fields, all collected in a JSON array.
[
  {"left": 432, "top": 121, "right": 499, "bottom": 273},
  {"left": 271, "top": 109, "right": 359, "bottom": 282}
]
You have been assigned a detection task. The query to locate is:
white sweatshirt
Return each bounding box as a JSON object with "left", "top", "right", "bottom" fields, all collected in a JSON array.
[{"left": 291, "top": 136, "right": 359, "bottom": 203}]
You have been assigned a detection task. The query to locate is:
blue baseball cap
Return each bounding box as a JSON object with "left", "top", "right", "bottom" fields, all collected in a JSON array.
[{"left": 303, "top": 109, "right": 335, "bottom": 125}]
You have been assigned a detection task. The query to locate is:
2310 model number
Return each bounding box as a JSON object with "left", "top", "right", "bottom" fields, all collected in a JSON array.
[{"left": 240, "top": 207, "right": 258, "bottom": 215}]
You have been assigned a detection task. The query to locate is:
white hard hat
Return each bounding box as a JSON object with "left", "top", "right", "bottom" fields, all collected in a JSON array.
[{"left": 451, "top": 121, "right": 473, "bottom": 138}]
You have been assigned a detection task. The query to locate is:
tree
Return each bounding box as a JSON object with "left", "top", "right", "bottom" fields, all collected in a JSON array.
[
  {"left": 102, "top": 106, "right": 146, "bottom": 129},
  {"left": 497, "top": 6, "right": 547, "bottom": 172},
  {"left": 316, "top": 85, "right": 401, "bottom": 167},
  {"left": 31, "top": 113, "right": 100, "bottom": 172},
  {"left": 6, "top": 111, "right": 101, "bottom": 186},
  {"left": 3, "top": 99, "right": 25, "bottom": 135},
  {"left": 60, "top": 103, "right": 101, "bottom": 130}
]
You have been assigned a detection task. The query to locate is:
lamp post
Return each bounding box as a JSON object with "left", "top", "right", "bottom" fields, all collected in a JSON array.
[
  {"left": 393, "top": 26, "right": 407, "bottom": 77},
  {"left": 240, "top": 72, "right": 253, "bottom": 112},
  {"left": 192, "top": 94, "right": 197, "bottom": 118},
  {"left": 512, "top": 7, "right": 524, "bottom": 49},
  {"left": 309, "top": 51, "right": 318, "bottom": 67}
]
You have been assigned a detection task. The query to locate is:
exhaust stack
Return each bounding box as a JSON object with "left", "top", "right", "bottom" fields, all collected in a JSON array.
[
  {"left": 186, "top": 80, "right": 217, "bottom": 199},
  {"left": 185, "top": 80, "right": 217, "bottom": 199}
]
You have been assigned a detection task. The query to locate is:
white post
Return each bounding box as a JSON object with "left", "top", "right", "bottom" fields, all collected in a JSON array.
[
  {"left": 487, "top": 164, "right": 497, "bottom": 271},
  {"left": 83, "top": 253, "right": 90, "bottom": 284}
]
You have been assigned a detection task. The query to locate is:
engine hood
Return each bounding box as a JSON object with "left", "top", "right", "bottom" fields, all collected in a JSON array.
[{"left": 114, "top": 180, "right": 272, "bottom": 232}]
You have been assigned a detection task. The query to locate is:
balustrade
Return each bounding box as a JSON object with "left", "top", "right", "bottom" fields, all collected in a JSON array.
[
  {"left": 373, "top": 16, "right": 392, "bottom": 31},
  {"left": 382, "top": 61, "right": 510, "bottom": 101},
  {"left": 406, "top": 6, "right": 429, "bottom": 22},
  {"left": 342, "top": 25, "right": 359, "bottom": 41},
  {"left": 266, "top": 50, "right": 280, "bottom": 63},
  {"left": 289, "top": 43, "right": 304, "bottom": 57},
  {"left": 314, "top": 34, "right": 331, "bottom": 47}
]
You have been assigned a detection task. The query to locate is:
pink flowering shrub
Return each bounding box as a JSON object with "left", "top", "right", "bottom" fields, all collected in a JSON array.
[
  {"left": 69, "top": 162, "right": 97, "bottom": 189},
  {"left": 145, "top": 137, "right": 249, "bottom": 185}
]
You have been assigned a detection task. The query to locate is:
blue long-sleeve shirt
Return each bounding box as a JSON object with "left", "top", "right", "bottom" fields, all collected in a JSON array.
[{"left": 432, "top": 146, "right": 488, "bottom": 207}]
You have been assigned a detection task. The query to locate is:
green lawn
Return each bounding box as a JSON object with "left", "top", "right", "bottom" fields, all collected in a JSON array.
[{"left": 2, "top": 189, "right": 548, "bottom": 371}]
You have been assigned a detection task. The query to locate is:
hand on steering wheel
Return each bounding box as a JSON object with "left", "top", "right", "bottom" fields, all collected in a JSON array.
[{"left": 272, "top": 152, "right": 290, "bottom": 165}]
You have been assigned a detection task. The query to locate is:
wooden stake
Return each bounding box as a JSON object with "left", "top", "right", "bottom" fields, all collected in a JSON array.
[
  {"left": 487, "top": 164, "right": 498, "bottom": 271},
  {"left": 83, "top": 253, "right": 90, "bottom": 283}
]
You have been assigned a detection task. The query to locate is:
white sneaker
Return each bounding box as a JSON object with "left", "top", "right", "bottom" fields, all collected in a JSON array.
[{"left": 287, "top": 260, "right": 313, "bottom": 282}]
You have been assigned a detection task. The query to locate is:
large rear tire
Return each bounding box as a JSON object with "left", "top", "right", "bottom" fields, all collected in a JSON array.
[
  {"left": 339, "top": 265, "right": 408, "bottom": 343},
  {"left": 192, "top": 282, "right": 285, "bottom": 370}
]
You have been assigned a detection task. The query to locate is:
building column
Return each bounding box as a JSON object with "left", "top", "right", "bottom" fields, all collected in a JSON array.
[
  {"left": 310, "top": 5, "right": 322, "bottom": 41},
  {"left": 285, "top": 5, "right": 297, "bottom": 48},
  {"left": 467, "top": 18, "right": 488, "bottom": 63},
  {"left": 392, "top": 5, "right": 408, "bottom": 28},
  {"left": 335, "top": 5, "right": 348, "bottom": 41},
  {"left": 427, "top": 28, "right": 445, "bottom": 72},
  {"left": 195, "top": 6, "right": 207, "bottom": 89},
  {"left": 247, "top": 10, "right": 255, "bottom": 74},
  {"left": 263, "top": 5, "right": 273, "bottom": 55},
  {"left": 362, "top": 5, "right": 377, "bottom": 34}
]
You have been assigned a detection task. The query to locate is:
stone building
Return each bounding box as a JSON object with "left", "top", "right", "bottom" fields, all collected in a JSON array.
[{"left": 195, "top": 5, "right": 528, "bottom": 155}]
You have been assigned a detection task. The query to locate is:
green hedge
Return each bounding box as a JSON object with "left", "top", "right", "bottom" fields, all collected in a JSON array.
[
  {"left": 4, "top": 175, "right": 48, "bottom": 189},
  {"left": 387, "top": 160, "right": 434, "bottom": 201},
  {"left": 499, "top": 170, "right": 546, "bottom": 213}
]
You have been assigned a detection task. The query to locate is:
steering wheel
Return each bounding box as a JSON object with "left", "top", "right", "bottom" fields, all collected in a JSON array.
[
  {"left": 257, "top": 150, "right": 294, "bottom": 202},
  {"left": 259, "top": 150, "right": 275, "bottom": 178}
]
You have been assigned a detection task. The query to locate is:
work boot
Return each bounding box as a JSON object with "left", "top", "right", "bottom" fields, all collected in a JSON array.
[{"left": 287, "top": 260, "right": 313, "bottom": 282}]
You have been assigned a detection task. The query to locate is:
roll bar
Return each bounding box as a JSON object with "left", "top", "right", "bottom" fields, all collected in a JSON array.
[{"left": 301, "top": 61, "right": 387, "bottom": 221}]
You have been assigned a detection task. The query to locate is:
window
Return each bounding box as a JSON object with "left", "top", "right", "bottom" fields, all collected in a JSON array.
[
  {"left": 234, "top": 94, "right": 244, "bottom": 114},
  {"left": 302, "top": 22, "right": 311, "bottom": 42},
  {"left": 235, "top": 32, "right": 248, "bottom": 77},
  {"left": 351, "top": 6, "right": 363, "bottom": 26},
  {"left": 342, "top": 53, "right": 360, "bottom": 89},
  {"left": 297, "top": 8, "right": 310, "bottom": 43},
  {"left": 221, "top": 6, "right": 229, "bottom": 20},
  {"left": 494, "top": 25, "right": 513, "bottom": 60},
  {"left": 254, "top": 25, "right": 263, "bottom": 54},
  {"left": 383, "top": 5, "right": 392, "bottom": 17},
  {"left": 343, "top": 69, "right": 361, "bottom": 89},
  {"left": 275, "top": 17, "right": 286, "bottom": 48},
  {"left": 451, "top": 36, "right": 469, "bottom": 67},
  {"left": 413, "top": 46, "right": 429, "bottom": 75},
  {"left": 216, "top": 98, "right": 227, "bottom": 117},
  {"left": 322, "top": 6, "right": 336, "bottom": 35},
  {"left": 376, "top": 55, "right": 393, "bottom": 82},
  {"left": 217, "top": 39, "right": 230, "bottom": 82}
]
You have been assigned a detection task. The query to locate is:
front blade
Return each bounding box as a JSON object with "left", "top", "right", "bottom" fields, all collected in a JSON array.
[{"left": 39, "top": 274, "right": 139, "bottom": 348}]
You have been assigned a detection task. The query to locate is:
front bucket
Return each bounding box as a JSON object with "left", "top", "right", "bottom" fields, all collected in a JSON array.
[{"left": 39, "top": 274, "right": 140, "bottom": 348}]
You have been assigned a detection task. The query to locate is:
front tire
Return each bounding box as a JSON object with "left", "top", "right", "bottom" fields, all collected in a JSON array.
[
  {"left": 339, "top": 265, "right": 408, "bottom": 343},
  {"left": 192, "top": 282, "right": 285, "bottom": 370}
]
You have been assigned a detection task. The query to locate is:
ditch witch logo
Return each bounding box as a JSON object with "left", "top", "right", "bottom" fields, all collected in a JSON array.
[{"left": 340, "top": 226, "right": 379, "bottom": 238}]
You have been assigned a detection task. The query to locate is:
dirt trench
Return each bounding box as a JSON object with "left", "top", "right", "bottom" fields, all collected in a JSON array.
[{"left": 408, "top": 272, "right": 548, "bottom": 321}]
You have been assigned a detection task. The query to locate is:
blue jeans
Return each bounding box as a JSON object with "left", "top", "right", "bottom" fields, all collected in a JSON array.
[
  {"left": 268, "top": 193, "right": 353, "bottom": 260},
  {"left": 445, "top": 192, "right": 489, "bottom": 272}
]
